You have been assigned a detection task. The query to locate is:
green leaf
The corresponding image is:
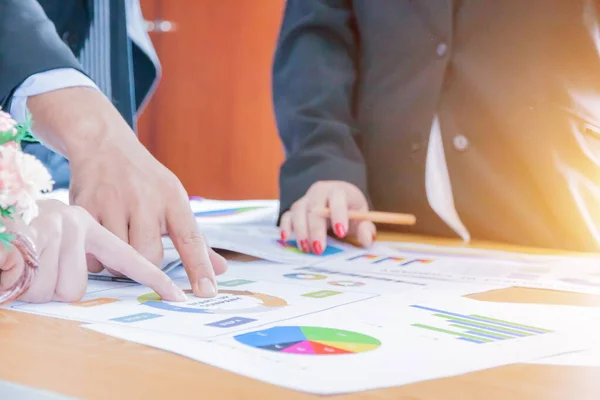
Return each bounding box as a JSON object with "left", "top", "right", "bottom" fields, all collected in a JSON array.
[
  {"left": 0, "top": 206, "right": 15, "bottom": 219},
  {"left": 0, "top": 233, "right": 15, "bottom": 249}
]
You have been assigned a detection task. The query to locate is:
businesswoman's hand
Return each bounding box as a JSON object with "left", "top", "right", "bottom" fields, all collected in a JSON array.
[
  {"left": 0, "top": 200, "right": 187, "bottom": 304},
  {"left": 279, "top": 181, "right": 376, "bottom": 254}
]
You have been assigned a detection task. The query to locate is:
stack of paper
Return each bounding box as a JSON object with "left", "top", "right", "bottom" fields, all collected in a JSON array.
[{"left": 11, "top": 191, "right": 600, "bottom": 394}]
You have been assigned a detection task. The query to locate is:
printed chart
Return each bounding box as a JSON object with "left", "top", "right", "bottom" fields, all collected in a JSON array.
[
  {"left": 138, "top": 289, "right": 287, "bottom": 314},
  {"left": 217, "top": 261, "right": 432, "bottom": 296},
  {"left": 11, "top": 275, "right": 376, "bottom": 338},
  {"left": 409, "top": 305, "right": 553, "bottom": 344},
  {"left": 283, "top": 273, "right": 327, "bottom": 281},
  {"left": 346, "top": 253, "right": 435, "bottom": 266},
  {"left": 276, "top": 240, "right": 344, "bottom": 257},
  {"left": 194, "top": 206, "right": 269, "bottom": 218},
  {"left": 189, "top": 199, "right": 279, "bottom": 225},
  {"left": 200, "top": 225, "right": 355, "bottom": 265},
  {"left": 234, "top": 326, "right": 381, "bottom": 355},
  {"left": 83, "top": 294, "right": 600, "bottom": 395},
  {"left": 318, "top": 243, "right": 600, "bottom": 295}
]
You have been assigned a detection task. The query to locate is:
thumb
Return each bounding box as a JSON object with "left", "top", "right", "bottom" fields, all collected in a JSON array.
[
  {"left": 0, "top": 244, "right": 25, "bottom": 289},
  {"left": 351, "top": 221, "right": 376, "bottom": 248}
]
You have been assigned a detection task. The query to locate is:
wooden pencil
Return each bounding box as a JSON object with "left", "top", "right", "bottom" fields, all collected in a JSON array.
[{"left": 314, "top": 209, "right": 416, "bottom": 225}]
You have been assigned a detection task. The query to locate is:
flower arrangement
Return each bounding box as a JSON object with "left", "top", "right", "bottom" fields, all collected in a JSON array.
[{"left": 0, "top": 107, "right": 53, "bottom": 247}]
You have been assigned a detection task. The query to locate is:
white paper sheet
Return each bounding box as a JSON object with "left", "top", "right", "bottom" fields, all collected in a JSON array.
[
  {"left": 317, "top": 242, "right": 600, "bottom": 295},
  {"left": 40, "top": 188, "right": 70, "bottom": 204},
  {"left": 8, "top": 261, "right": 435, "bottom": 337},
  {"left": 81, "top": 294, "right": 600, "bottom": 394},
  {"left": 40, "top": 191, "right": 280, "bottom": 226},
  {"left": 531, "top": 348, "right": 600, "bottom": 367},
  {"left": 187, "top": 224, "right": 360, "bottom": 265},
  {"left": 190, "top": 198, "right": 279, "bottom": 225}
]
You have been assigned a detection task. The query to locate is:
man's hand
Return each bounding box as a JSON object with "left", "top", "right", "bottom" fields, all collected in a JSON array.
[{"left": 26, "top": 87, "right": 227, "bottom": 297}]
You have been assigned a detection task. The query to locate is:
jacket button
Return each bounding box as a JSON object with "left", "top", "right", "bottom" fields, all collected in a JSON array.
[
  {"left": 453, "top": 135, "right": 469, "bottom": 151},
  {"left": 437, "top": 43, "right": 448, "bottom": 57}
]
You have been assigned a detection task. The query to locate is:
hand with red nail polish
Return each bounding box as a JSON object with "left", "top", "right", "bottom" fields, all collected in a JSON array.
[{"left": 279, "top": 181, "right": 376, "bottom": 253}]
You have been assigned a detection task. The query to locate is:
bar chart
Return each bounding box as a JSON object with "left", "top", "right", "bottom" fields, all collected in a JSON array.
[
  {"left": 410, "top": 305, "right": 553, "bottom": 344},
  {"left": 346, "top": 254, "right": 434, "bottom": 266}
]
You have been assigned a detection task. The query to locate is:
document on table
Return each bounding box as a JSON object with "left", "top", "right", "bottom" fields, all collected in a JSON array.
[
  {"left": 189, "top": 198, "right": 279, "bottom": 225},
  {"left": 317, "top": 242, "right": 600, "bottom": 295},
  {"left": 530, "top": 347, "right": 600, "bottom": 367},
  {"left": 5, "top": 255, "right": 597, "bottom": 394},
  {"left": 40, "top": 190, "right": 280, "bottom": 226},
  {"left": 80, "top": 293, "right": 600, "bottom": 394},
  {"left": 87, "top": 236, "right": 182, "bottom": 281},
  {"left": 192, "top": 224, "right": 360, "bottom": 265}
]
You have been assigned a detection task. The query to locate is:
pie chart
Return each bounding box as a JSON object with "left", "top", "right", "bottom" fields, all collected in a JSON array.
[{"left": 234, "top": 326, "right": 381, "bottom": 355}]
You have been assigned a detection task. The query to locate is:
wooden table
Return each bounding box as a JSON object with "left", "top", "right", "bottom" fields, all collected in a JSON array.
[{"left": 2, "top": 233, "right": 600, "bottom": 400}]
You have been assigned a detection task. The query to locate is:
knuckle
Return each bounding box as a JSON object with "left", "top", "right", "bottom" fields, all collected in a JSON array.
[
  {"left": 61, "top": 205, "right": 85, "bottom": 224},
  {"left": 310, "top": 180, "right": 332, "bottom": 193},
  {"left": 139, "top": 246, "right": 164, "bottom": 267},
  {"left": 41, "top": 213, "right": 63, "bottom": 237},
  {"left": 280, "top": 211, "right": 291, "bottom": 223},
  {"left": 28, "top": 291, "right": 53, "bottom": 304},
  {"left": 54, "top": 287, "right": 84, "bottom": 303},
  {"left": 290, "top": 199, "right": 306, "bottom": 212},
  {"left": 179, "top": 231, "right": 206, "bottom": 246},
  {"left": 163, "top": 172, "right": 186, "bottom": 194},
  {"left": 95, "top": 185, "right": 123, "bottom": 205}
]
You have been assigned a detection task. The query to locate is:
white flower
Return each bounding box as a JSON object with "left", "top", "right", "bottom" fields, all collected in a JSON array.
[
  {"left": 0, "top": 108, "right": 17, "bottom": 136},
  {"left": 0, "top": 144, "right": 54, "bottom": 224}
]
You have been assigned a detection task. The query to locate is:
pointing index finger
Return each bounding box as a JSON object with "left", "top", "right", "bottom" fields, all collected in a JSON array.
[
  {"left": 83, "top": 215, "right": 187, "bottom": 302},
  {"left": 165, "top": 197, "right": 222, "bottom": 298}
]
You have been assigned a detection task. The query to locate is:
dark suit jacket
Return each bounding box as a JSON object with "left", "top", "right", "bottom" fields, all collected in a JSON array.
[
  {"left": 0, "top": 0, "right": 83, "bottom": 107},
  {"left": 0, "top": 0, "right": 156, "bottom": 114},
  {"left": 274, "top": 0, "right": 600, "bottom": 251},
  {"left": 0, "top": 0, "right": 157, "bottom": 188}
]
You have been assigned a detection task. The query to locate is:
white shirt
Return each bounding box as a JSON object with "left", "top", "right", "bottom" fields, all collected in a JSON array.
[
  {"left": 9, "top": 68, "right": 99, "bottom": 128},
  {"left": 425, "top": 115, "right": 471, "bottom": 242}
]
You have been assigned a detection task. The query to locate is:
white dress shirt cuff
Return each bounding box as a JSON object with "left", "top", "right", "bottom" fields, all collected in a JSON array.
[{"left": 9, "top": 68, "right": 99, "bottom": 125}]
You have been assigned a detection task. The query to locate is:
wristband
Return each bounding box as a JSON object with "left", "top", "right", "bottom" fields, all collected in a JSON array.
[{"left": 0, "top": 232, "right": 38, "bottom": 305}]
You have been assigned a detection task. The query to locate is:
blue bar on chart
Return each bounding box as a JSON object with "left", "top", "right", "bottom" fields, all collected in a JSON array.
[{"left": 410, "top": 305, "right": 553, "bottom": 344}]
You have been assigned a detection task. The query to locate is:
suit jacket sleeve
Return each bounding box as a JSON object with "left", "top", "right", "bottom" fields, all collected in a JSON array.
[
  {"left": 0, "top": 0, "right": 83, "bottom": 108},
  {"left": 273, "top": 0, "right": 368, "bottom": 218}
]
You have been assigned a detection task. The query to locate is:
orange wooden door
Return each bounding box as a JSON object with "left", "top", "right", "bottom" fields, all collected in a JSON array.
[{"left": 137, "top": 0, "right": 285, "bottom": 200}]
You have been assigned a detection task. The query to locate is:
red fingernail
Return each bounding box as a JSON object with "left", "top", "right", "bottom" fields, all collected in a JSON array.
[
  {"left": 280, "top": 231, "right": 287, "bottom": 241},
  {"left": 334, "top": 223, "right": 347, "bottom": 238},
  {"left": 313, "top": 241, "right": 323, "bottom": 255},
  {"left": 300, "top": 240, "right": 310, "bottom": 253}
]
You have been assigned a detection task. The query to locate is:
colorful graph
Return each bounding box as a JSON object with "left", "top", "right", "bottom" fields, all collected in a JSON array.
[
  {"left": 234, "top": 326, "right": 381, "bottom": 355},
  {"left": 347, "top": 254, "right": 379, "bottom": 261},
  {"left": 276, "top": 240, "right": 344, "bottom": 256},
  {"left": 138, "top": 289, "right": 287, "bottom": 314},
  {"left": 283, "top": 273, "right": 327, "bottom": 281},
  {"left": 410, "top": 305, "right": 553, "bottom": 344},
  {"left": 194, "top": 206, "right": 268, "bottom": 218},
  {"left": 347, "top": 253, "right": 434, "bottom": 266}
]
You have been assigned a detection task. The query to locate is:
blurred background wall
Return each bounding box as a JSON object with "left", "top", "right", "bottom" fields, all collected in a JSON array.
[{"left": 137, "top": 0, "right": 285, "bottom": 199}]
